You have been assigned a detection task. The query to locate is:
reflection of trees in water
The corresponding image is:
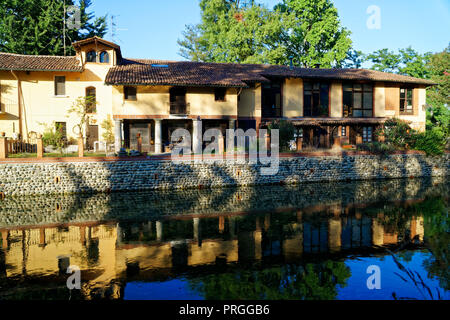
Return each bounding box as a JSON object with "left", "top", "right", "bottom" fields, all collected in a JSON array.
[
  {"left": 421, "top": 198, "right": 449, "bottom": 292},
  {"left": 385, "top": 196, "right": 449, "bottom": 296},
  {"left": 188, "top": 261, "right": 351, "bottom": 300}
]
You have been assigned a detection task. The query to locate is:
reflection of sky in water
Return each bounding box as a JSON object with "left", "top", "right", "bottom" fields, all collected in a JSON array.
[
  {"left": 338, "top": 251, "right": 449, "bottom": 300},
  {"left": 125, "top": 279, "right": 202, "bottom": 300},
  {"left": 123, "top": 251, "right": 449, "bottom": 300}
]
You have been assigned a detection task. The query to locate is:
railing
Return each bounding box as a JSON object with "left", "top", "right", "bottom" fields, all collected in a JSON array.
[
  {"left": 170, "top": 102, "right": 190, "bottom": 116},
  {"left": 7, "top": 139, "right": 38, "bottom": 154},
  {"left": 0, "top": 98, "right": 19, "bottom": 116}
]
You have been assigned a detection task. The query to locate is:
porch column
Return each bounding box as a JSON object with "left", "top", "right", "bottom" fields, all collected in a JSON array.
[
  {"left": 229, "top": 119, "right": 236, "bottom": 131},
  {"left": 154, "top": 119, "right": 162, "bottom": 154},
  {"left": 192, "top": 119, "right": 202, "bottom": 155},
  {"left": 0, "top": 136, "right": 8, "bottom": 159},
  {"left": 156, "top": 221, "right": 163, "bottom": 242},
  {"left": 114, "top": 120, "right": 123, "bottom": 153}
]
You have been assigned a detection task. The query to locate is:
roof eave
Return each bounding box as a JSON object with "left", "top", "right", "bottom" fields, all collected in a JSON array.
[{"left": 0, "top": 67, "right": 84, "bottom": 73}]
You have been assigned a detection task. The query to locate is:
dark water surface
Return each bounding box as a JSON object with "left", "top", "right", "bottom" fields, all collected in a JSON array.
[{"left": 0, "top": 177, "right": 448, "bottom": 300}]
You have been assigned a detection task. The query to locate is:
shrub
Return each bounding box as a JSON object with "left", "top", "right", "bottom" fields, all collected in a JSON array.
[
  {"left": 413, "top": 128, "right": 446, "bottom": 156},
  {"left": 357, "top": 142, "right": 396, "bottom": 155},
  {"left": 377, "top": 118, "right": 417, "bottom": 149},
  {"left": 42, "top": 123, "right": 65, "bottom": 152},
  {"left": 268, "top": 120, "right": 295, "bottom": 152},
  {"left": 101, "top": 115, "right": 115, "bottom": 145}
]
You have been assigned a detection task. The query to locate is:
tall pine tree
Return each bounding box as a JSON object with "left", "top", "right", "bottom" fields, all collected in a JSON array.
[{"left": 0, "top": 0, "right": 107, "bottom": 56}]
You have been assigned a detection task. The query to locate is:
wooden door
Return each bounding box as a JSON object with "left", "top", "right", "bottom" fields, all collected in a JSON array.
[{"left": 87, "top": 125, "right": 99, "bottom": 150}]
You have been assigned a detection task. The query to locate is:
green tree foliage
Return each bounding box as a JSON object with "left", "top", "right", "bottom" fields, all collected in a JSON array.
[
  {"left": 178, "top": 0, "right": 352, "bottom": 67},
  {"left": 67, "top": 96, "right": 97, "bottom": 137},
  {"left": 366, "top": 47, "right": 431, "bottom": 78},
  {"left": 41, "top": 122, "right": 65, "bottom": 152},
  {"left": 426, "top": 46, "right": 450, "bottom": 141},
  {"left": 0, "top": 0, "right": 107, "bottom": 56},
  {"left": 101, "top": 115, "right": 115, "bottom": 145},
  {"left": 188, "top": 261, "right": 351, "bottom": 300},
  {"left": 268, "top": 120, "right": 295, "bottom": 151},
  {"left": 343, "top": 49, "right": 365, "bottom": 69},
  {"left": 277, "top": 0, "right": 352, "bottom": 68},
  {"left": 376, "top": 118, "right": 446, "bottom": 155}
]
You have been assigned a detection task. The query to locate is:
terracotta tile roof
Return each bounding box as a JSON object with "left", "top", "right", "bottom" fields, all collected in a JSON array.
[
  {"left": 105, "top": 59, "right": 436, "bottom": 87},
  {"left": 0, "top": 52, "right": 83, "bottom": 72}
]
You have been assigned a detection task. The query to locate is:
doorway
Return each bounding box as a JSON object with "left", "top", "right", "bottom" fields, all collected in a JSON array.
[{"left": 86, "top": 125, "right": 99, "bottom": 151}]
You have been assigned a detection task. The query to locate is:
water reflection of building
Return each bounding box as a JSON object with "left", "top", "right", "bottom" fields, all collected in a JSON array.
[{"left": 0, "top": 206, "right": 425, "bottom": 299}]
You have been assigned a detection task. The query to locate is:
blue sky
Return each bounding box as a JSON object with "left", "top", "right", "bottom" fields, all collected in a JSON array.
[{"left": 90, "top": 0, "right": 450, "bottom": 61}]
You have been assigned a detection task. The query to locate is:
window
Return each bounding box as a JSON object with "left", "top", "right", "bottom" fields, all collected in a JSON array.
[
  {"left": 55, "top": 122, "right": 67, "bottom": 140},
  {"left": 85, "top": 87, "right": 97, "bottom": 113},
  {"left": 262, "top": 80, "right": 282, "bottom": 118},
  {"left": 170, "top": 87, "right": 188, "bottom": 115},
  {"left": 215, "top": 88, "right": 226, "bottom": 102},
  {"left": 304, "top": 82, "right": 329, "bottom": 117},
  {"left": 341, "top": 126, "right": 347, "bottom": 137},
  {"left": 124, "top": 86, "right": 137, "bottom": 101},
  {"left": 343, "top": 84, "right": 373, "bottom": 118},
  {"left": 99, "top": 51, "right": 109, "bottom": 63},
  {"left": 86, "top": 51, "right": 97, "bottom": 63},
  {"left": 400, "top": 88, "right": 413, "bottom": 114},
  {"left": 54, "top": 76, "right": 66, "bottom": 96},
  {"left": 362, "top": 127, "right": 373, "bottom": 143}
]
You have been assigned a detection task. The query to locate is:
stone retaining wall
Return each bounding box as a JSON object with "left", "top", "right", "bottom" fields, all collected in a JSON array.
[{"left": 0, "top": 153, "right": 448, "bottom": 197}]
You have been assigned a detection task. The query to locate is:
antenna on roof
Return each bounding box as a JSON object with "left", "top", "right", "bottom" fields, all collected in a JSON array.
[
  {"left": 63, "top": 0, "right": 66, "bottom": 56},
  {"left": 111, "top": 15, "right": 128, "bottom": 43}
]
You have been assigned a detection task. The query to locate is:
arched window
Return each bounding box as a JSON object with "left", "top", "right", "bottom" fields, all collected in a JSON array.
[
  {"left": 86, "top": 51, "right": 97, "bottom": 63},
  {"left": 99, "top": 51, "right": 110, "bottom": 63},
  {"left": 86, "top": 87, "right": 97, "bottom": 113}
]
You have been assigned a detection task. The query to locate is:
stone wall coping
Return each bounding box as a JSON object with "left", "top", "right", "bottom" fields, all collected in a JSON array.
[{"left": 0, "top": 150, "right": 441, "bottom": 164}]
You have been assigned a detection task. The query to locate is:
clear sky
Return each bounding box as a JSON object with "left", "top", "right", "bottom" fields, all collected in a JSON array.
[{"left": 90, "top": 0, "right": 450, "bottom": 61}]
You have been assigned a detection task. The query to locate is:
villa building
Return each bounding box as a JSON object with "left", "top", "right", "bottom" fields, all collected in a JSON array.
[{"left": 0, "top": 36, "right": 435, "bottom": 153}]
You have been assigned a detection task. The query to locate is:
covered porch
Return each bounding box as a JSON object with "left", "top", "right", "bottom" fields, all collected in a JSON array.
[
  {"left": 113, "top": 117, "right": 236, "bottom": 154},
  {"left": 262, "top": 118, "right": 387, "bottom": 150}
]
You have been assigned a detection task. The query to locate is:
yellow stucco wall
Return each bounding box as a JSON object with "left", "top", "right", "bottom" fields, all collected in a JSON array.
[
  {"left": 112, "top": 85, "right": 170, "bottom": 117},
  {"left": 283, "top": 78, "right": 303, "bottom": 118},
  {"left": 187, "top": 88, "right": 238, "bottom": 116},
  {"left": 112, "top": 86, "right": 238, "bottom": 118},
  {"left": 238, "top": 85, "right": 261, "bottom": 118},
  {"left": 0, "top": 63, "right": 113, "bottom": 142},
  {"left": 374, "top": 83, "right": 386, "bottom": 117},
  {"left": 330, "top": 82, "right": 343, "bottom": 117}
]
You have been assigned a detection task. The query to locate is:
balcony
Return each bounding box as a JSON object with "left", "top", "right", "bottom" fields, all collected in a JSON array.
[
  {"left": 170, "top": 102, "right": 190, "bottom": 116},
  {"left": 0, "top": 99, "right": 19, "bottom": 117}
]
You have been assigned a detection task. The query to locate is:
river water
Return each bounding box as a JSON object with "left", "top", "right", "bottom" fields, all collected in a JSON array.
[{"left": 0, "top": 177, "right": 448, "bottom": 300}]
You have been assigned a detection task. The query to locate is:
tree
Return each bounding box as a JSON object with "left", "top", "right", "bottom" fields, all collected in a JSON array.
[
  {"left": 426, "top": 45, "right": 450, "bottom": 140},
  {"left": 343, "top": 49, "right": 365, "bottom": 69},
  {"left": 0, "top": 0, "right": 107, "bottom": 56},
  {"left": 178, "top": 0, "right": 352, "bottom": 67},
  {"left": 67, "top": 96, "right": 97, "bottom": 138},
  {"left": 101, "top": 115, "right": 115, "bottom": 145},
  {"left": 366, "top": 47, "right": 431, "bottom": 78},
  {"left": 366, "top": 49, "right": 401, "bottom": 73},
  {"left": 277, "top": 0, "right": 353, "bottom": 68},
  {"left": 178, "top": 0, "right": 285, "bottom": 64}
]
